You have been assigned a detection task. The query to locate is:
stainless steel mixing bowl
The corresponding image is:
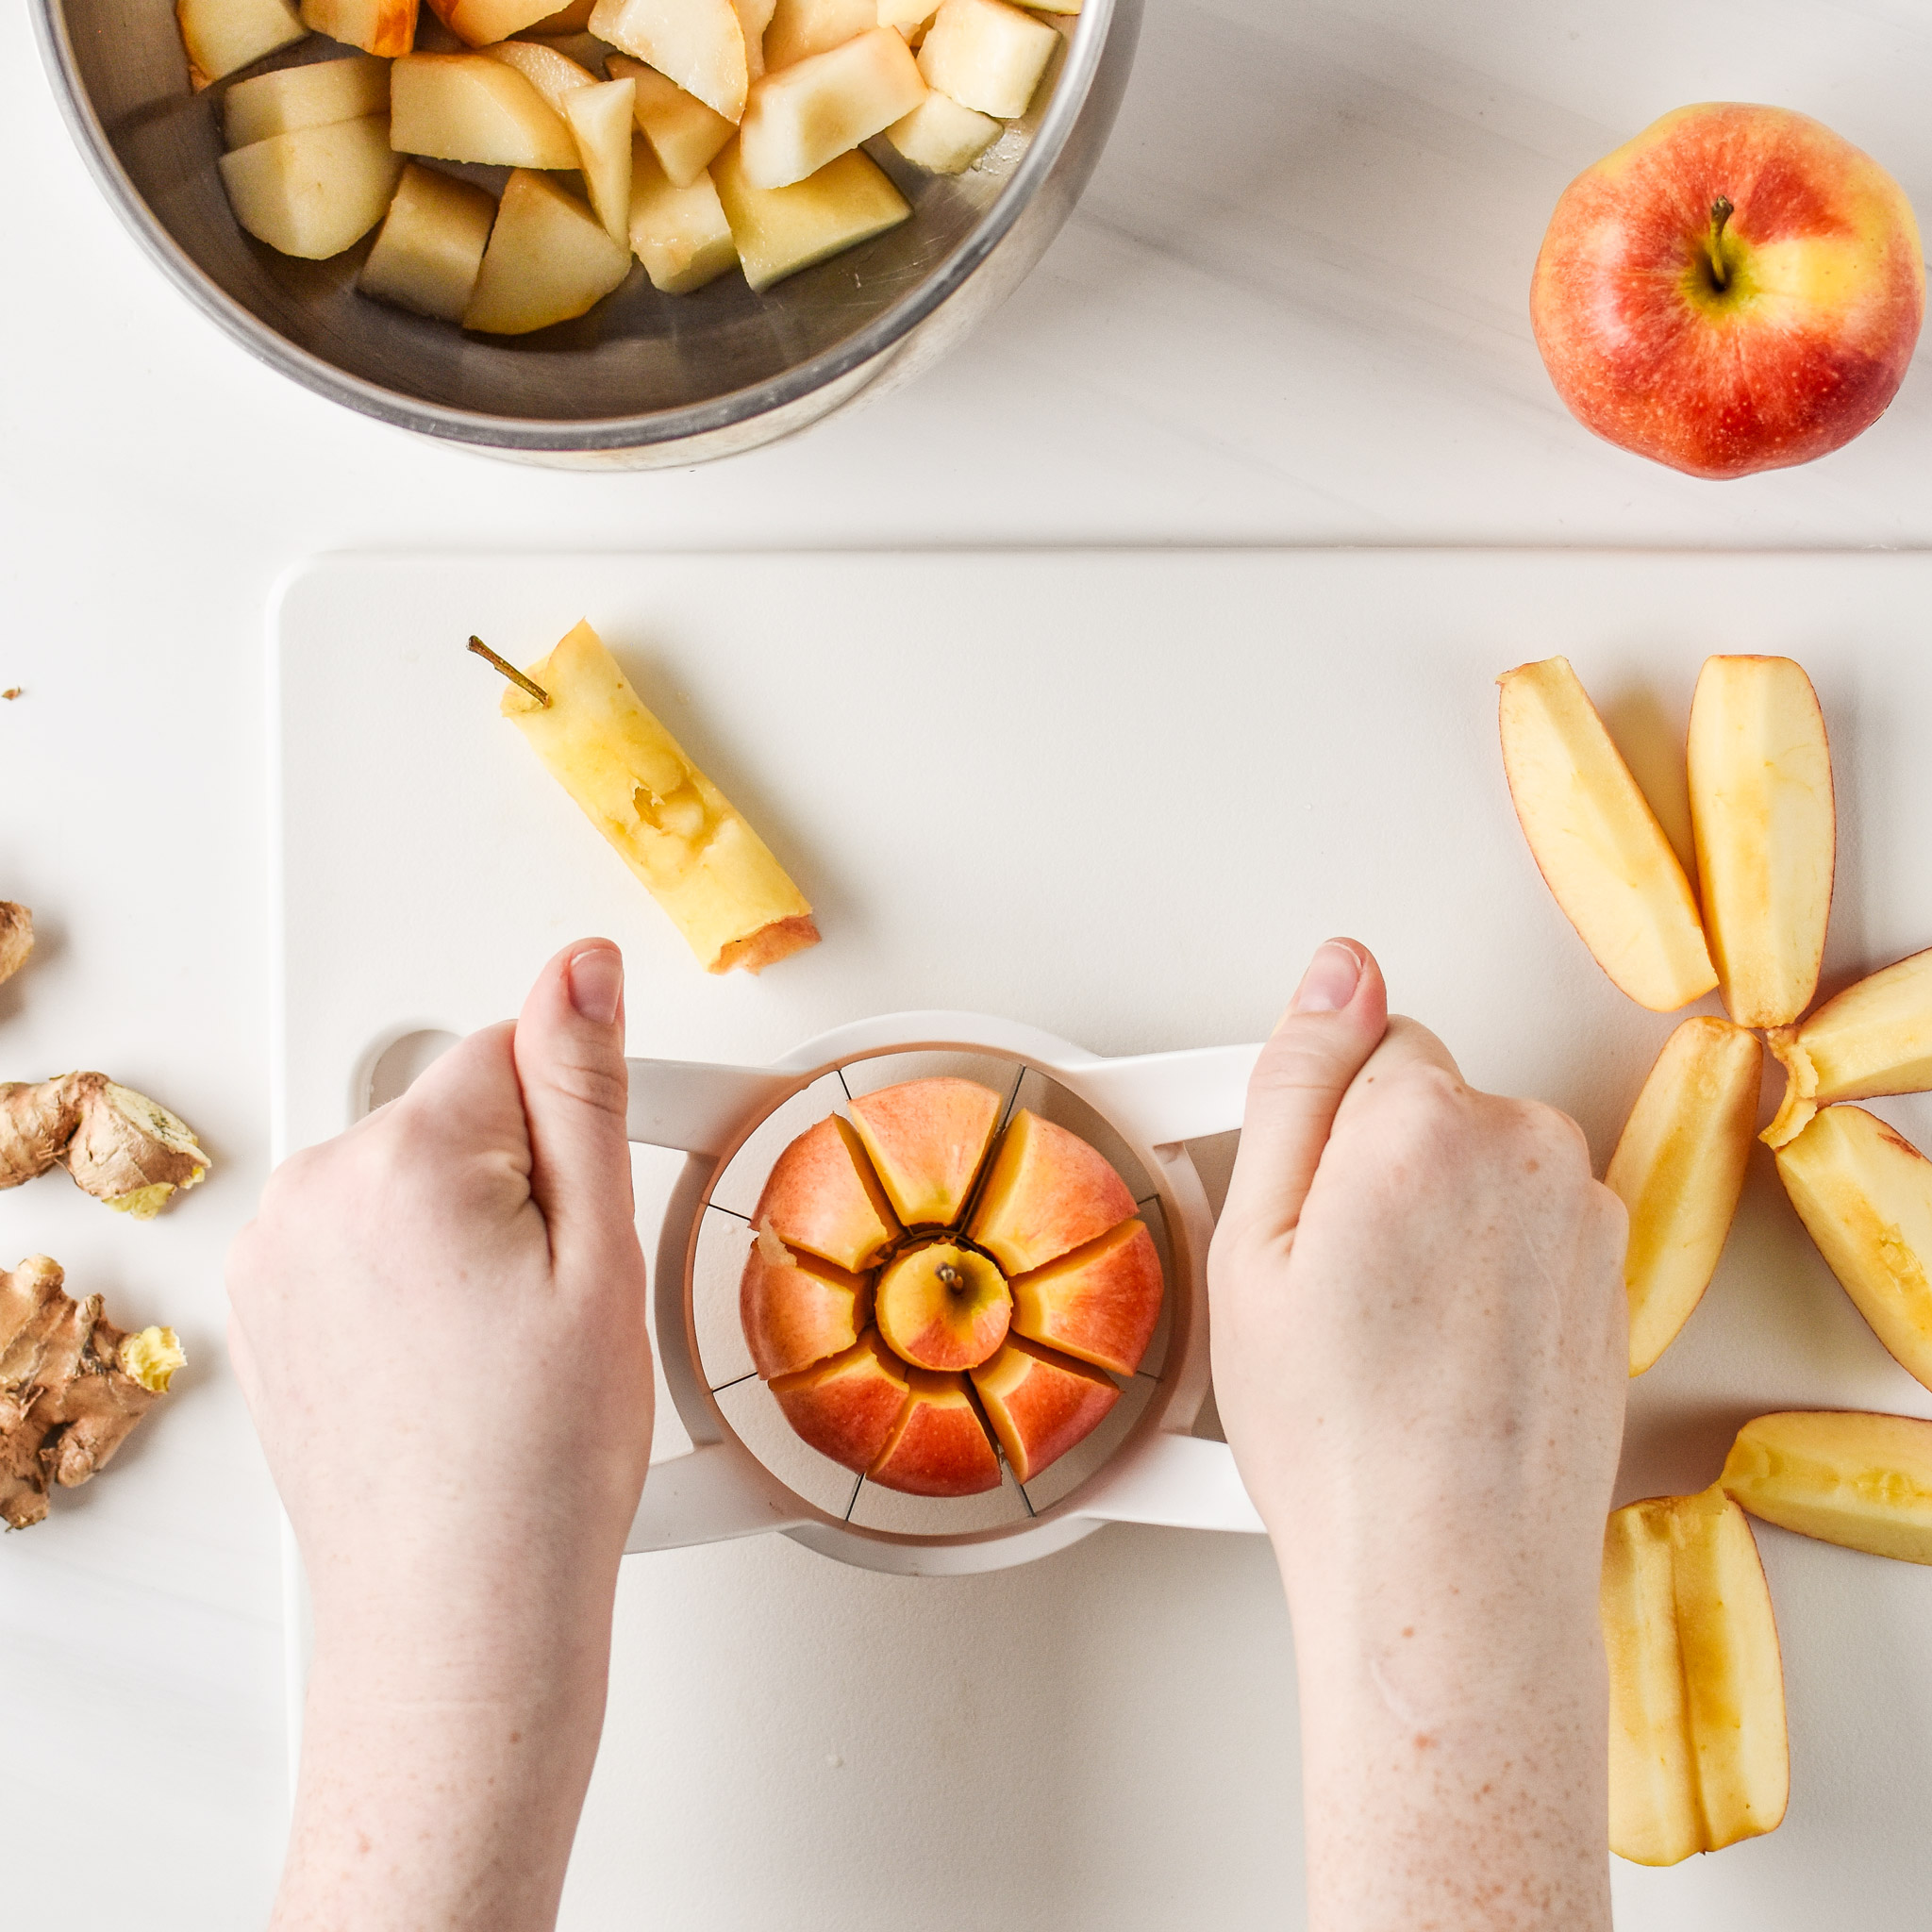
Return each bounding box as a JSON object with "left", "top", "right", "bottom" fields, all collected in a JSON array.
[{"left": 32, "top": 0, "right": 1140, "bottom": 467}]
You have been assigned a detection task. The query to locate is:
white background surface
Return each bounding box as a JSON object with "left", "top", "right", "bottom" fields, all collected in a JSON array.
[{"left": 12, "top": 0, "right": 1932, "bottom": 1925}]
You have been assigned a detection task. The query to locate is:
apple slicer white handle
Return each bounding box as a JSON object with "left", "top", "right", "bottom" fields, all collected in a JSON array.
[
  {"left": 1063, "top": 1040, "right": 1263, "bottom": 1147},
  {"left": 625, "top": 1058, "right": 797, "bottom": 1158}
]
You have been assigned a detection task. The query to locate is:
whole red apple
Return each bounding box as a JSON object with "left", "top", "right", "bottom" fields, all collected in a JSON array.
[{"left": 1531, "top": 103, "right": 1924, "bottom": 478}]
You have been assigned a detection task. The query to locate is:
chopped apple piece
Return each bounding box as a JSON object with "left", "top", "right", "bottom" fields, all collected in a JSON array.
[
  {"left": 562, "top": 77, "right": 637, "bottom": 242},
  {"left": 754, "top": 1116, "right": 901, "bottom": 1270},
  {"left": 1498, "top": 657, "right": 1717, "bottom": 1012},
  {"left": 298, "top": 0, "right": 415, "bottom": 56},
  {"left": 589, "top": 0, "right": 749, "bottom": 122},
  {"left": 1723, "top": 1409, "right": 1932, "bottom": 1564},
  {"left": 972, "top": 1336, "right": 1118, "bottom": 1482},
  {"left": 422, "top": 0, "right": 559, "bottom": 43},
  {"left": 878, "top": 0, "right": 937, "bottom": 33},
  {"left": 874, "top": 1241, "right": 1009, "bottom": 1371},
  {"left": 739, "top": 27, "right": 924, "bottom": 189},
  {"left": 1008, "top": 1215, "right": 1161, "bottom": 1376},
  {"left": 218, "top": 115, "right": 404, "bottom": 258},
  {"left": 498, "top": 621, "right": 818, "bottom": 970},
  {"left": 711, "top": 140, "right": 910, "bottom": 290},
  {"left": 479, "top": 36, "right": 599, "bottom": 114},
  {"left": 846, "top": 1077, "right": 1002, "bottom": 1226},
  {"left": 771, "top": 1328, "right": 908, "bottom": 1472},
  {"left": 1607, "top": 1017, "right": 1762, "bottom": 1375},
  {"left": 968, "top": 1108, "right": 1137, "bottom": 1276},
  {"left": 358, "top": 160, "right": 496, "bottom": 321},
  {"left": 739, "top": 1224, "right": 872, "bottom": 1378},
  {"left": 886, "top": 87, "right": 997, "bottom": 171},
  {"left": 1763, "top": 946, "right": 1932, "bottom": 1148},
  {"left": 626, "top": 142, "right": 739, "bottom": 291},
  {"left": 462, "top": 169, "right": 630, "bottom": 330},
  {"left": 764, "top": 0, "right": 875, "bottom": 69},
  {"left": 732, "top": 0, "right": 777, "bottom": 79},
  {"left": 607, "top": 55, "right": 736, "bottom": 185},
  {"left": 916, "top": 0, "right": 1055, "bottom": 118},
  {"left": 176, "top": 0, "right": 308, "bottom": 89},
  {"left": 867, "top": 1367, "right": 1001, "bottom": 1494},
  {"left": 1687, "top": 656, "right": 1835, "bottom": 1029},
  {"left": 1603, "top": 1486, "right": 1788, "bottom": 1866},
  {"left": 225, "top": 54, "right": 390, "bottom": 147},
  {"left": 390, "top": 53, "right": 579, "bottom": 168},
  {"left": 1774, "top": 1104, "right": 1932, "bottom": 1391}
]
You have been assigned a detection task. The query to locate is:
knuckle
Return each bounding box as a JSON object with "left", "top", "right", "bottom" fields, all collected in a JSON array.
[{"left": 541, "top": 1053, "right": 629, "bottom": 1121}]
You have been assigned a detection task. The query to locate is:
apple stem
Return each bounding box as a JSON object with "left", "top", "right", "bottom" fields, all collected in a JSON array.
[
  {"left": 468, "top": 636, "right": 552, "bottom": 708},
  {"left": 937, "top": 1264, "right": 963, "bottom": 1291},
  {"left": 1706, "top": 196, "right": 1735, "bottom": 291}
]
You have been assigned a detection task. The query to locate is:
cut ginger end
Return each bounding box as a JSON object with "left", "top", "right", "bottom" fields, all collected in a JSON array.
[{"left": 498, "top": 620, "right": 820, "bottom": 975}]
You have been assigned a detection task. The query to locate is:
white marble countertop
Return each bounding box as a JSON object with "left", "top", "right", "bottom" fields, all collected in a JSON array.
[{"left": 8, "top": 0, "right": 1932, "bottom": 1925}]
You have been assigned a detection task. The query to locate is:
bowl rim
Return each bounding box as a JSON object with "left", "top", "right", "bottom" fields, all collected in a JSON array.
[{"left": 31, "top": 0, "right": 1113, "bottom": 453}]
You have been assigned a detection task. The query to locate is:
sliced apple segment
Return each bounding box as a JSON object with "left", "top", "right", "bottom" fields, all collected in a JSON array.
[
  {"left": 589, "top": 0, "right": 750, "bottom": 122},
  {"left": 968, "top": 1108, "right": 1137, "bottom": 1276},
  {"left": 298, "top": 0, "right": 414, "bottom": 56},
  {"left": 764, "top": 0, "right": 876, "bottom": 69},
  {"left": 1722, "top": 1409, "right": 1932, "bottom": 1564},
  {"left": 1008, "top": 1214, "right": 1161, "bottom": 1376},
  {"left": 732, "top": 0, "right": 777, "bottom": 79},
  {"left": 391, "top": 53, "right": 579, "bottom": 168},
  {"left": 224, "top": 54, "right": 390, "bottom": 148},
  {"left": 846, "top": 1076, "right": 1002, "bottom": 1226},
  {"left": 358, "top": 160, "right": 496, "bottom": 321},
  {"left": 754, "top": 1114, "right": 903, "bottom": 1271},
  {"left": 886, "top": 88, "right": 998, "bottom": 172},
  {"left": 1774, "top": 1104, "right": 1932, "bottom": 1390},
  {"left": 176, "top": 0, "right": 308, "bottom": 89},
  {"left": 711, "top": 140, "right": 910, "bottom": 290},
  {"left": 740, "top": 1224, "right": 873, "bottom": 1379},
  {"left": 608, "top": 54, "right": 736, "bottom": 185},
  {"left": 1687, "top": 656, "right": 1835, "bottom": 1029},
  {"left": 878, "top": 0, "right": 938, "bottom": 34},
  {"left": 1498, "top": 657, "right": 1716, "bottom": 1012},
  {"left": 867, "top": 1368, "right": 1001, "bottom": 1494},
  {"left": 874, "top": 1240, "right": 1009, "bottom": 1371},
  {"left": 479, "top": 37, "right": 599, "bottom": 114},
  {"left": 423, "top": 0, "right": 558, "bottom": 43},
  {"left": 626, "top": 142, "right": 740, "bottom": 291},
  {"left": 738, "top": 26, "right": 925, "bottom": 190},
  {"left": 1607, "top": 1016, "right": 1762, "bottom": 1375},
  {"left": 462, "top": 169, "right": 631, "bottom": 331},
  {"left": 971, "top": 1336, "right": 1118, "bottom": 1483},
  {"left": 218, "top": 116, "right": 404, "bottom": 258},
  {"left": 562, "top": 76, "right": 638, "bottom": 243},
  {"left": 916, "top": 0, "right": 1056, "bottom": 119},
  {"left": 1603, "top": 1486, "right": 1788, "bottom": 1867},
  {"left": 1764, "top": 947, "right": 1932, "bottom": 1148},
  {"left": 770, "top": 1328, "right": 908, "bottom": 1473}
]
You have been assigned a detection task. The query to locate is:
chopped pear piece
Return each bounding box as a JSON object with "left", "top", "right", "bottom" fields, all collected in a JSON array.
[
  {"left": 1723, "top": 1409, "right": 1932, "bottom": 1564},
  {"left": 225, "top": 54, "right": 390, "bottom": 148},
  {"left": 1775, "top": 1104, "right": 1932, "bottom": 1391},
  {"left": 462, "top": 171, "right": 630, "bottom": 332},
  {"left": 1603, "top": 1487, "right": 1788, "bottom": 1867},
  {"left": 479, "top": 36, "right": 599, "bottom": 114},
  {"left": 358, "top": 161, "right": 496, "bottom": 321},
  {"left": 390, "top": 53, "right": 579, "bottom": 168},
  {"left": 884, "top": 86, "right": 995, "bottom": 170},
  {"left": 176, "top": 0, "right": 308, "bottom": 89},
  {"left": 732, "top": 0, "right": 777, "bottom": 78},
  {"left": 764, "top": 0, "right": 875, "bottom": 69},
  {"left": 520, "top": 29, "right": 608, "bottom": 65},
  {"left": 1497, "top": 657, "right": 1717, "bottom": 1012},
  {"left": 916, "top": 0, "right": 1055, "bottom": 118},
  {"left": 739, "top": 26, "right": 924, "bottom": 188},
  {"left": 297, "top": 0, "right": 415, "bottom": 56},
  {"left": 627, "top": 140, "right": 739, "bottom": 291},
  {"left": 1763, "top": 947, "right": 1932, "bottom": 1148},
  {"left": 711, "top": 139, "right": 909, "bottom": 290},
  {"left": 1607, "top": 1017, "right": 1761, "bottom": 1375},
  {"left": 562, "top": 77, "right": 637, "bottom": 242},
  {"left": 218, "top": 115, "right": 404, "bottom": 258},
  {"left": 606, "top": 54, "right": 735, "bottom": 185},
  {"left": 1687, "top": 656, "right": 1835, "bottom": 1029},
  {"left": 499, "top": 621, "right": 819, "bottom": 973},
  {"left": 589, "top": 0, "right": 750, "bottom": 122},
  {"left": 878, "top": 0, "right": 937, "bottom": 33},
  {"left": 423, "top": 0, "right": 559, "bottom": 43}
]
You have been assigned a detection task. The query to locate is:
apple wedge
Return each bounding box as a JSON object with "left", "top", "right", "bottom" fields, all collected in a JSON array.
[
  {"left": 218, "top": 115, "right": 404, "bottom": 258},
  {"left": 391, "top": 53, "right": 578, "bottom": 168},
  {"left": 462, "top": 169, "right": 631, "bottom": 331},
  {"left": 225, "top": 54, "right": 390, "bottom": 147},
  {"left": 916, "top": 0, "right": 1056, "bottom": 118},
  {"left": 879, "top": 0, "right": 938, "bottom": 33},
  {"left": 764, "top": 0, "right": 875, "bottom": 70},
  {"left": 770, "top": 1328, "right": 908, "bottom": 1473},
  {"left": 1008, "top": 1215, "right": 1162, "bottom": 1375},
  {"left": 968, "top": 1108, "right": 1137, "bottom": 1276},
  {"left": 589, "top": 0, "right": 749, "bottom": 122},
  {"left": 626, "top": 142, "right": 739, "bottom": 291},
  {"left": 754, "top": 1115, "right": 902, "bottom": 1272},
  {"left": 562, "top": 77, "right": 637, "bottom": 243},
  {"left": 1498, "top": 657, "right": 1717, "bottom": 1012},
  {"left": 1607, "top": 1016, "right": 1762, "bottom": 1375},
  {"left": 298, "top": 0, "right": 415, "bottom": 56},
  {"left": 874, "top": 1241, "right": 1009, "bottom": 1371},
  {"left": 739, "top": 1223, "right": 873, "bottom": 1378},
  {"left": 738, "top": 26, "right": 925, "bottom": 189},
  {"left": 711, "top": 140, "right": 910, "bottom": 290},
  {"left": 971, "top": 1336, "right": 1118, "bottom": 1483},
  {"left": 607, "top": 54, "right": 735, "bottom": 185},
  {"left": 358, "top": 160, "right": 496, "bottom": 321},
  {"left": 1603, "top": 1486, "right": 1788, "bottom": 1867},
  {"left": 886, "top": 88, "right": 998, "bottom": 172},
  {"left": 1774, "top": 1104, "right": 1932, "bottom": 1390},
  {"left": 846, "top": 1076, "right": 1002, "bottom": 1226},
  {"left": 867, "top": 1367, "right": 1001, "bottom": 1494},
  {"left": 423, "top": 0, "right": 559, "bottom": 43},
  {"left": 479, "top": 37, "right": 599, "bottom": 114},
  {"left": 1763, "top": 946, "right": 1932, "bottom": 1148},
  {"left": 176, "top": 0, "right": 308, "bottom": 89},
  {"left": 1687, "top": 656, "right": 1835, "bottom": 1029},
  {"left": 1722, "top": 1409, "right": 1932, "bottom": 1564}
]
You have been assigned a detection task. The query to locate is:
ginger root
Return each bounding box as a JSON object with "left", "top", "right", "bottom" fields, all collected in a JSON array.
[
  {"left": 0, "top": 1256, "right": 183, "bottom": 1528},
  {"left": 0, "top": 1073, "right": 208, "bottom": 1217},
  {"left": 0, "top": 902, "right": 30, "bottom": 985}
]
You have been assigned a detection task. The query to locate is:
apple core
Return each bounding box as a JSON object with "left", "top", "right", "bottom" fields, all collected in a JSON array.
[{"left": 875, "top": 1241, "right": 1012, "bottom": 1371}]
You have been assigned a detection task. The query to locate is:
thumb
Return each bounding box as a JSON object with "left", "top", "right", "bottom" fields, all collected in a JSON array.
[
  {"left": 512, "top": 940, "right": 635, "bottom": 1244},
  {"left": 1218, "top": 939, "right": 1389, "bottom": 1249}
]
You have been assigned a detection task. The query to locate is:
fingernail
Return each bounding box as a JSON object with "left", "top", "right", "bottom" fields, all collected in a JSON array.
[
  {"left": 1291, "top": 941, "right": 1362, "bottom": 1015},
  {"left": 568, "top": 945, "right": 624, "bottom": 1025}
]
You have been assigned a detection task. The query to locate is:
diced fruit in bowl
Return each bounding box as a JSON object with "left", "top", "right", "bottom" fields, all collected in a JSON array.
[
  {"left": 607, "top": 54, "right": 734, "bottom": 184},
  {"left": 731, "top": 0, "right": 777, "bottom": 80},
  {"left": 218, "top": 116, "right": 404, "bottom": 258},
  {"left": 711, "top": 141, "right": 909, "bottom": 291},
  {"left": 223, "top": 54, "right": 390, "bottom": 147},
  {"left": 887, "top": 90, "right": 1000, "bottom": 173},
  {"left": 359, "top": 160, "right": 496, "bottom": 318},
  {"left": 390, "top": 53, "right": 580, "bottom": 167},
  {"left": 479, "top": 36, "right": 601, "bottom": 111},
  {"left": 176, "top": 0, "right": 308, "bottom": 89},
  {"left": 1763, "top": 946, "right": 1932, "bottom": 1148},
  {"left": 462, "top": 167, "right": 631, "bottom": 329},
  {"left": 917, "top": 0, "right": 1058, "bottom": 119},
  {"left": 1722, "top": 1409, "right": 1932, "bottom": 1564},
  {"left": 627, "top": 142, "right": 740, "bottom": 291},
  {"left": 298, "top": 0, "right": 417, "bottom": 57},
  {"left": 561, "top": 76, "right": 639, "bottom": 242},
  {"left": 590, "top": 0, "right": 751, "bottom": 121},
  {"left": 738, "top": 27, "right": 925, "bottom": 190},
  {"left": 763, "top": 0, "right": 875, "bottom": 71},
  {"left": 425, "top": 0, "right": 561, "bottom": 45}
]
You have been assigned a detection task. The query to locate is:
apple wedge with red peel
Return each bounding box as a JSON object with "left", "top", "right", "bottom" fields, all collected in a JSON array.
[
  {"left": 971, "top": 1337, "right": 1118, "bottom": 1483},
  {"left": 1763, "top": 946, "right": 1932, "bottom": 1148},
  {"left": 1722, "top": 1409, "right": 1932, "bottom": 1564},
  {"left": 1607, "top": 1017, "right": 1762, "bottom": 1376},
  {"left": 1603, "top": 1486, "right": 1788, "bottom": 1867},
  {"left": 753, "top": 1114, "right": 902, "bottom": 1272},
  {"left": 867, "top": 1369, "right": 1001, "bottom": 1495},
  {"left": 770, "top": 1328, "right": 908, "bottom": 1473},
  {"left": 1008, "top": 1216, "right": 1162, "bottom": 1376},
  {"left": 739, "top": 1224, "right": 873, "bottom": 1379},
  {"left": 1774, "top": 1105, "right": 1932, "bottom": 1390},
  {"left": 874, "top": 1241, "right": 1008, "bottom": 1371},
  {"left": 1498, "top": 658, "right": 1717, "bottom": 1013},
  {"left": 1687, "top": 656, "right": 1835, "bottom": 1028},
  {"left": 968, "top": 1108, "right": 1138, "bottom": 1275},
  {"left": 847, "top": 1076, "right": 1002, "bottom": 1227}
]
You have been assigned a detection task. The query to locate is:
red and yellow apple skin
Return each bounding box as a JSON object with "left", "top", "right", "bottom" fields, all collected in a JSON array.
[
  {"left": 968, "top": 1108, "right": 1139, "bottom": 1276},
  {"left": 769, "top": 1329, "right": 910, "bottom": 1474},
  {"left": 874, "top": 1240, "right": 1011, "bottom": 1371},
  {"left": 848, "top": 1076, "right": 1002, "bottom": 1225},
  {"left": 972, "top": 1337, "right": 1120, "bottom": 1483},
  {"left": 752, "top": 1114, "right": 902, "bottom": 1272},
  {"left": 739, "top": 1229, "right": 874, "bottom": 1380},
  {"left": 868, "top": 1369, "right": 1003, "bottom": 1495},
  {"left": 1008, "top": 1218, "right": 1163, "bottom": 1376},
  {"left": 1531, "top": 103, "right": 1924, "bottom": 479}
]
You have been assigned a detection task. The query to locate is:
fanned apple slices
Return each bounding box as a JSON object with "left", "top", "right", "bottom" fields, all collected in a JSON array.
[
  {"left": 1722, "top": 1410, "right": 1932, "bottom": 1565},
  {"left": 1763, "top": 946, "right": 1932, "bottom": 1148},
  {"left": 742, "top": 1079, "right": 1163, "bottom": 1494}
]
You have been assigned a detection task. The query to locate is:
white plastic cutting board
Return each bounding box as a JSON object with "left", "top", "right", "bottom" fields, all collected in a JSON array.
[{"left": 275, "top": 550, "right": 1932, "bottom": 1931}]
